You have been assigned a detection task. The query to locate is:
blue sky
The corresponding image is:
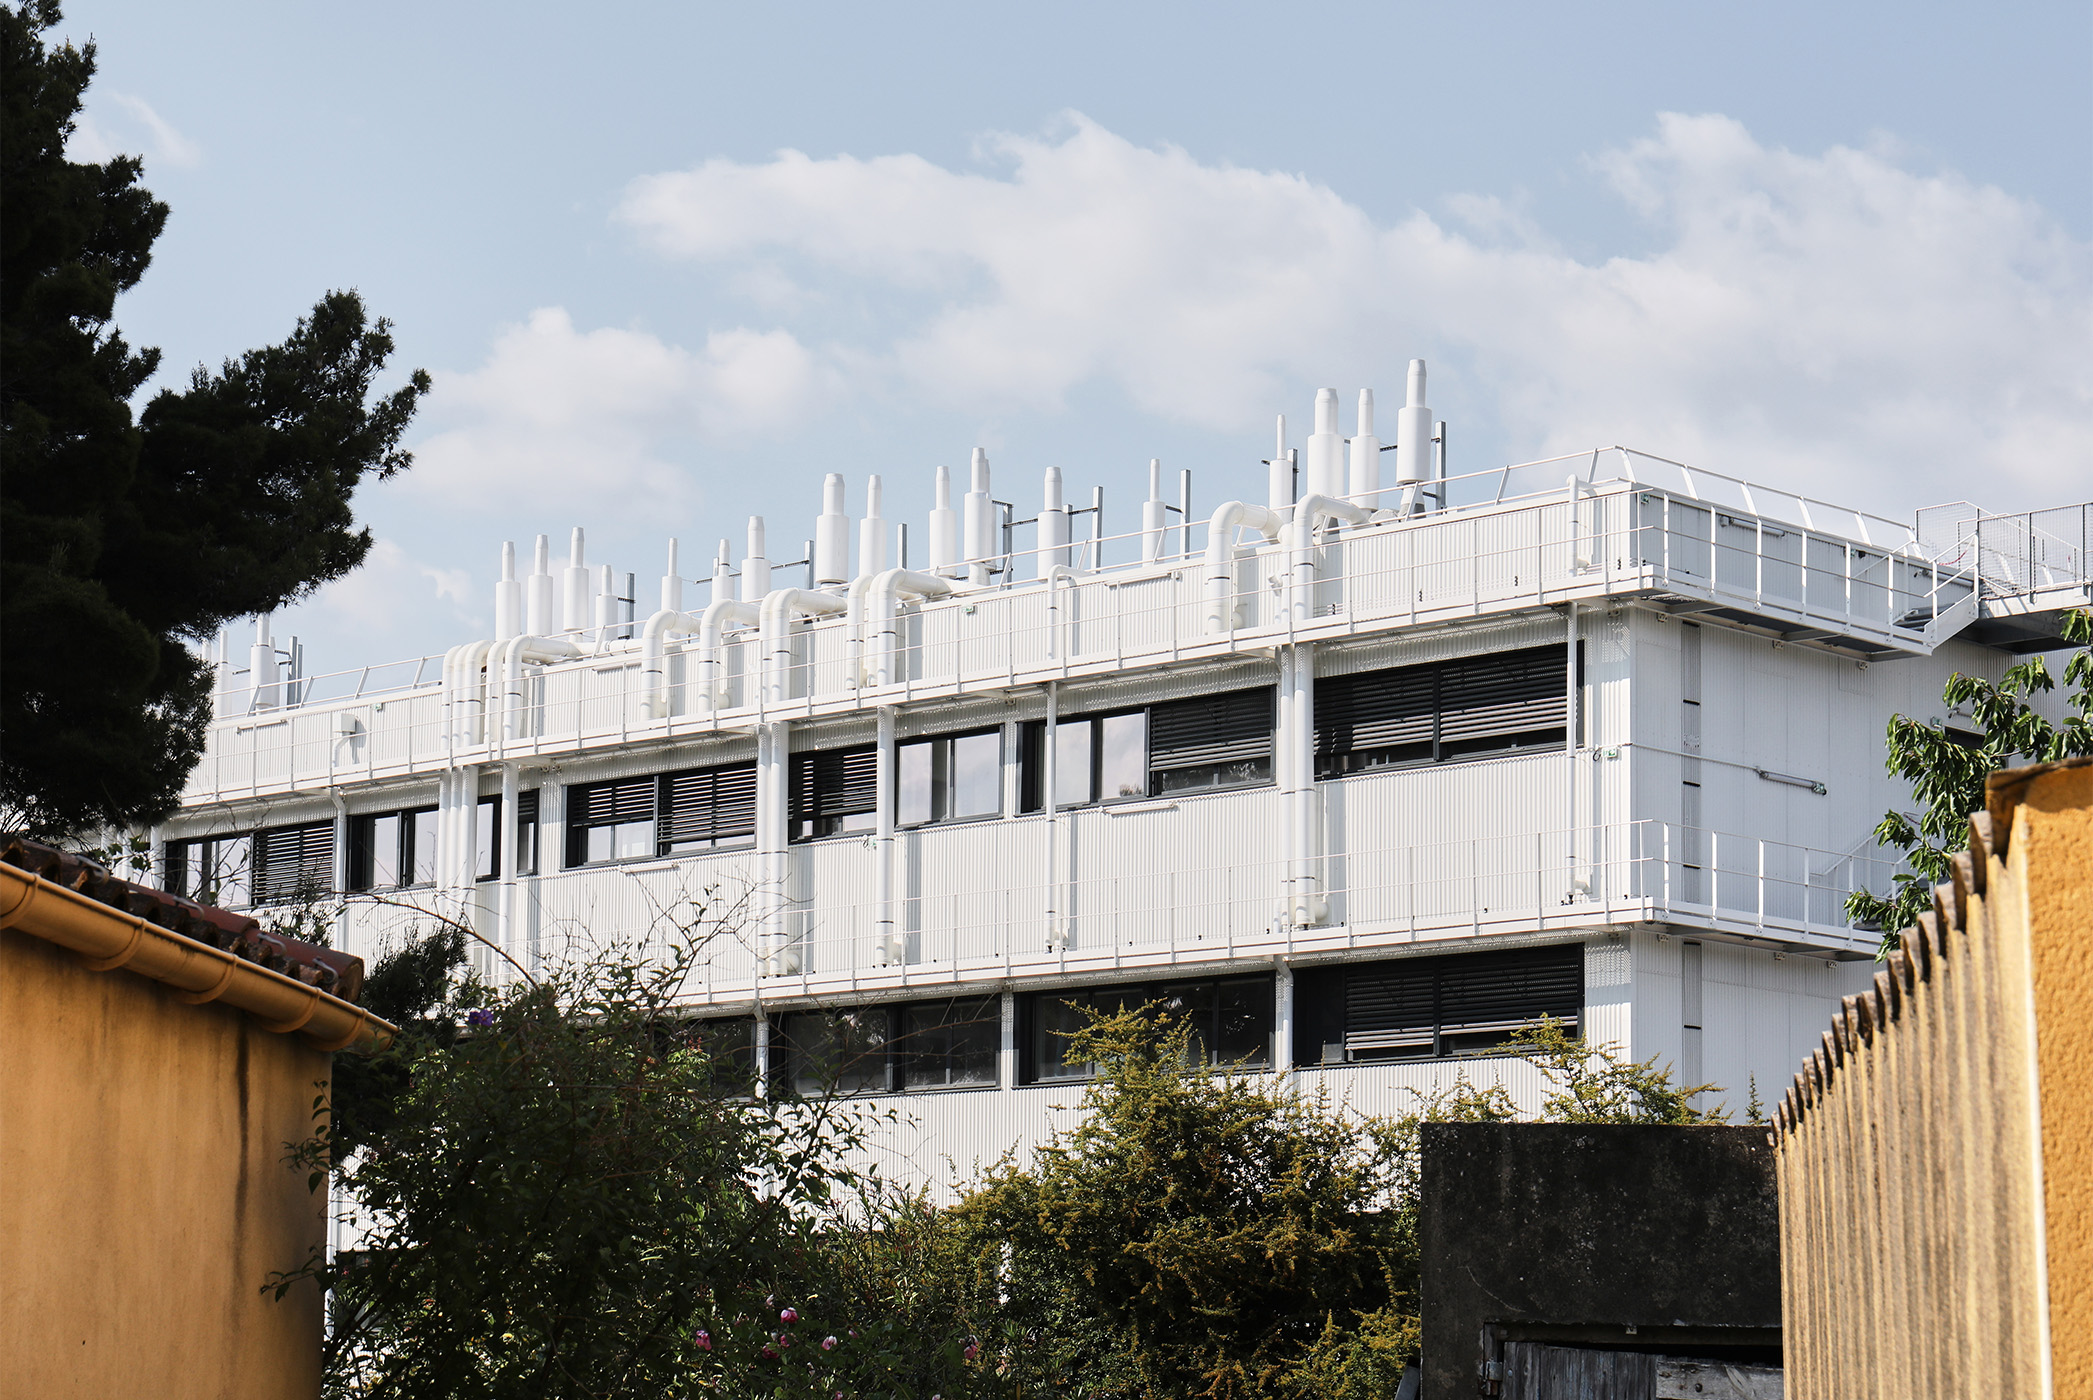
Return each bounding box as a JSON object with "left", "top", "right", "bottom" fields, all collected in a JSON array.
[{"left": 58, "top": 1, "right": 2093, "bottom": 674}]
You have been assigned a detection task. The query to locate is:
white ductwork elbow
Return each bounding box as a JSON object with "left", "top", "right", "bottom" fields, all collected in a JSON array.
[
  {"left": 693, "top": 596, "right": 762, "bottom": 714},
  {"left": 869, "top": 568, "right": 954, "bottom": 687},
  {"left": 758, "top": 588, "right": 849, "bottom": 707},
  {"left": 497, "top": 635, "right": 583, "bottom": 744},
  {"left": 1287, "top": 494, "right": 1371, "bottom": 627},
  {"left": 638, "top": 608, "right": 708, "bottom": 720},
  {"left": 1202, "top": 501, "right": 1287, "bottom": 634}
]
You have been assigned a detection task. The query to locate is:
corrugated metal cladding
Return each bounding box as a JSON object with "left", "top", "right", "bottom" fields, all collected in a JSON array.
[
  {"left": 897, "top": 695, "right": 1034, "bottom": 739},
  {"left": 1315, "top": 614, "right": 1565, "bottom": 678},
  {"left": 1054, "top": 657, "right": 1279, "bottom": 714},
  {"left": 554, "top": 735, "right": 759, "bottom": 788},
  {"left": 789, "top": 714, "right": 877, "bottom": 752}
]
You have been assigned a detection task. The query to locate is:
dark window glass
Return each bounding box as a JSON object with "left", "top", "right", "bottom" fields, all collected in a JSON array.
[
  {"left": 790, "top": 745, "right": 877, "bottom": 841},
  {"left": 898, "top": 996, "right": 1000, "bottom": 1088},
  {"left": 1316, "top": 644, "right": 1567, "bottom": 776},
  {"left": 1148, "top": 688, "right": 1274, "bottom": 793},
  {"left": 1292, "top": 945, "right": 1583, "bottom": 1065},
  {"left": 777, "top": 1007, "right": 892, "bottom": 1095},
  {"left": 566, "top": 765, "right": 756, "bottom": 866},
  {"left": 899, "top": 731, "right": 1003, "bottom": 827},
  {"left": 252, "top": 822, "right": 335, "bottom": 905},
  {"left": 474, "top": 799, "right": 499, "bottom": 881},
  {"left": 514, "top": 789, "right": 540, "bottom": 877},
  {"left": 167, "top": 834, "right": 253, "bottom": 907},
  {"left": 1020, "top": 976, "right": 1272, "bottom": 1083},
  {"left": 349, "top": 809, "right": 438, "bottom": 892},
  {"left": 690, "top": 1016, "right": 757, "bottom": 1092}
]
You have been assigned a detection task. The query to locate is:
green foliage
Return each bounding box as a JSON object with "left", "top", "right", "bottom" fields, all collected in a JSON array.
[
  {"left": 286, "top": 928, "right": 972, "bottom": 1400},
  {"left": 0, "top": 1, "right": 428, "bottom": 838},
  {"left": 1848, "top": 608, "right": 2093, "bottom": 950}
]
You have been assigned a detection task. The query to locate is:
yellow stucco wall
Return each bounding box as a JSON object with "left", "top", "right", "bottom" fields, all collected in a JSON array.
[
  {"left": 2017, "top": 763, "right": 2093, "bottom": 1399},
  {"left": 0, "top": 927, "right": 327, "bottom": 1400}
]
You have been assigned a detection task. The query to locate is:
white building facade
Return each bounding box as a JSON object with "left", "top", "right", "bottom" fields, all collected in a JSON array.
[{"left": 158, "top": 367, "right": 2092, "bottom": 1185}]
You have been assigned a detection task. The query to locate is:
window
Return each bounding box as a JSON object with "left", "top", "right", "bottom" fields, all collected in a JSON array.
[
  {"left": 899, "top": 730, "right": 1003, "bottom": 826},
  {"left": 1020, "top": 688, "right": 1274, "bottom": 809},
  {"left": 565, "top": 763, "right": 758, "bottom": 866},
  {"left": 768, "top": 996, "right": 1000, "bottom": 1095},
  {"left": 514, "top": 789, "right": 540, "bottom": 876},
  {"left": 1315, "top": 644, "right": 1567, "bottom": 776},
  {"left": 1020, "top": 976, "right": 1272, "bottom": 1083},
  {"left": 690, "top": 1016, "right": 757, "bottom": 1093},
  {"left": 350, "top": 808, "right": 437, "bottom": 891},
  {"left": 1291, "top": 945, "right": 1583, "bottom": 1065},
  {"left": 166, "top": 833, "right": 252, "bottom": 907},
  {"left": 790, "top": 745, "right": 877, "bottom": 841}
]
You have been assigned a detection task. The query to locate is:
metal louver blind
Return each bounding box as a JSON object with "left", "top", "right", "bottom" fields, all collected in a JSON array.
[
  {"left": 660, "top": 764, "right": 758, "bottom": 845},
  {"left": 251, "top": 822, "right": 334, "bottom": 903},
  {"left": 791, "top": 746, "right": 878, "bottom": 821},
  {"left": 1343, "top": 963, "right": 1440, "bottom": 1053},
  {"left": 1435, "top": 945, "right": 1583, "bottom": 1039},
  {"left": 1435, "top": 645, "right": 1566, "bottom": 746},
  {"left": 1148, "top": 687, "right": 1273, "bottom": 774},
  {"left": 570, "top": 776, "right": 655, "bottom": 829},
  {"left": 1315, "top": 667, "right": 1438, "bottom": 755},
  {"left": 516, "top": 789, "right": 540, "bottom": 824}
]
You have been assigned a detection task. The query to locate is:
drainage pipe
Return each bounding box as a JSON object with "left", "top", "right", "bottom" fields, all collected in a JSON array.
[
  {"left": 1043, "top": 565, "right": 1079, "bottom": 662},
  {"left": 1202, "top": 501, "right": 1288, "bottom": 633},
  {"left": 874, "top": 706, "right": 899, "bottom": 965}
]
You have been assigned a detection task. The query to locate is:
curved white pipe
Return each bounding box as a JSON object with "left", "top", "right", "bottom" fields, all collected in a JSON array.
[
  {"left": 759, "top": 587, "right": 849, "bottom": 708},
  {"left": 867, "top": 568, "right": 954, "bottom": 687},
  {"left": 497, "top": 635, "right": 583, "bottom": 745},
  {"left": 693, "top": 596, "right": 762, "bottom": 714},
  {"left": 844, "top": 571, "right": 880, "bottom": 688},
  {"left": 638, "top": 608, "right": 706, "bottom": 720},
  {"left": 1286, "top": 493, "right": 1371, "bottom": 626},
  {"left": 1202, "top": 500, "right": 1288, "bottom": 633}
]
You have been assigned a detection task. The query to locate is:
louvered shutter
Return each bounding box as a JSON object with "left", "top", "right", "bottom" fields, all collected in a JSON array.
[
  {"left": 570, "top": 776, "right": 656, "bottom": 829},
  {"left": 251, "top": 822, "right": 334, "bottom": 904},
  {"left": 1437, "top": 645, "right": 1566, "bottom": 751},
  {"left": 1435, "top": 945, "right": 1583, "bottom": 1042},
  {"left": 1316, "top": 666, "right": 1438, "bottom": 763},
  {"left": 1148, "top": 687, "right": 1273, "bottom": 776},
  {"left": 1343, "top": 962, "right": 1441, "bottom": 1057},
  {"left": 516, "top": 789, "right": 539, "bottom": 824},
  {"left": 791, "top": 746, "right": 878, "bottom": 822},
  {"left": 661, "top": 763, "right": 758, "bottom": 846}
]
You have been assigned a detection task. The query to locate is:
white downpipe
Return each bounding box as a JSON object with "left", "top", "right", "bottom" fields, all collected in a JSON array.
[
  {"left": 442, "top": 639, "right": 494, "bottom": 748},
  {"left": 497, "top": 759, "right": 520, "bottom": 981},
  {"left": 1279, "top": 494, "right": 1365, "bottom": 930},
  {"left": 497, "top": 635, "right": 583, "bottom": 745},
  {"left": 638, "top": 608, "right": 706, "bottom": 720},
  {"left": 759, "top": 588, "right": 849, "bottom": 710},
  {"left": 1202, "top": 501, "right": 1288, "bottom": 633},
  {"left": 868, "top": 568, "right": 954, "bottom": 688},
  {"left": 755, "top": 722, "right": 794, "bottom": 974},
  {"left": 1043, "top": 565, "right": 1079, "bottom": 662},
  {"left": 1043, "top": 680, "right": 1064, "bottom": 951},
  {"left": 693, "top": 597, "right": 762, "bottom": 715},
  {"left": 843, "top": 571, "right": 880, "bottom": 688},
  {"left": 875, "top": 706, "right": 900, "bottom": 964}
]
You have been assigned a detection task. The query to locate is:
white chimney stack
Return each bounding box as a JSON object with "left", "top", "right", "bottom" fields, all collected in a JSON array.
[
  {"left": 494, "top": 541, "right": 522, "bottom": 642},
  {"left": 526, "top": 534, "right": 554, "bottom": 636},
  {"left": 740, "top": 516, "right": 771, "bottom": 601},
  {"left": 249, "top": 614, "right": 280, "bottom": 712},
  {"left": 858, "top": 475, "right": 888, "bottom": 579},
  {"left": 964, "top": 448, "right": 996, "bottom": 585},
  {"left": 1395, "top": 359, "right": 1433, "bottom": 490},
  {"left": 712, "top": 539, "right": 733, "bottom": 601},
  {"left": 561, "top": 528, "right": 590, "bottom": 632},
  {"left": 813, "top": 473, "right": 851, "bottom": 587},
  {"left": 1267, "top": 415, "right": 1294, "bottom": 510},
  {"left": 660, "top": 538, "right": 682, "bottom": 615},
  {"left": 1038, "top": 465, "right": 1070, "bottom": 576},
  {"left": 1142, "top": 459, "right": 1168, "bottom": 563},
  {"left": 1305, "top": 389, "right": 1345, "bottom": 499},
  {"left": 1348, "top": 389, "right": 1381, "bottom": 506},
  {"left": 928, "top": 464, "right": 958, "bottom": 576}
]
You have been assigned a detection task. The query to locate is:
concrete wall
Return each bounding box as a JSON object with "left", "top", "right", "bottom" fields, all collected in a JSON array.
[{"left": 0, "top": 929, "right": 326, "bottom": 1400}]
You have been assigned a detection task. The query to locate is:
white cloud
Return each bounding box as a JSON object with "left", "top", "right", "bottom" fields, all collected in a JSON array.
[
  {"left": 64, "top": 93, "right": 200, "bottom": 169},
  {"left": 613, "top": 112, "right": 2093, "bottom": 510},
  {"left": 280, "top": 540, "right": 477, "bottom": 655},
  {"left": 405, "top": 308, "right": 818, "bottom": 510}
]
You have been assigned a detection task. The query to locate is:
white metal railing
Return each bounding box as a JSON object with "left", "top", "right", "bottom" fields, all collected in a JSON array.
[
  {"left": 418, "top": 817, "right": 1893, "bottom": 1005},
  {"left": 190, "top": 474, "right": 1992, "bottom": 802}
]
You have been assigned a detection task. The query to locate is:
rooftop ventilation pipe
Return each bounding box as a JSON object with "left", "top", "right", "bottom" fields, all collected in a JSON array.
[
  {"left": 494, "top": 542, "right": 522, "bottom": 643},
  {"left": 1347, "top": 390, "right": 1381, "bottom": 507},
  {"left": 561, "top": 529, "right": 591, "bottom": 633},
  {"left": 660, "top": 538, "right": 682, "bottom": 615},
  {"left": 593, "top": 564, "right": 619, "bottom": 638},
  {"left": 638, "top": 602, "right": 713, "bottom": 720},
  {"left": 928, "top": 466, "right": 959, "bottom": 577},
  {"left": 963, "top": 449, "right": 996, "bottom": 586},
  {"left": 525, "top": 535, "right": 555, "bottom": 637},
  {"left": 250, "top": 614, "right": 281, "bottom": 712},
  {"left": 1394, "top": 359, "right": 1433, "bottom": 513},
  {"left": 1304, "top": 389, "right": 1345, "bottom": 500},
  {"left": 1202, "top": 502, "right": 1288, "bottom": 632},
  {"left": 1142, "top": 460, "right": 1168, "bottom": 563},
  {"left": 740, "top": 517, "right": 772, "bottom": 601},
  {"left": 814, "top": 474, "right": 851, "bottom": 587},
  {"left": 868, "top": 567, "right": 953, "bottom": 687},
  {"left": 691, "top": 595, "right": 762, "bottom": 714},
  {"left": 1267, "top": 417, "right": 1295, "bottom": 510},
  {"left": 1038, "top": 466, "right": 1071, "bottom": 576},
  {"left": 859, "top": 476, "right": 888, "bottom": 580},
  {"left": 212, "top": 628, "right": 236, "bottom": 719},
  {"left": 710, "top": 539, "right": 734, "bottom": 602},
  {"left": 497, "top": 635, "right": 583, "bottom": 744},
  {"left": 759, "top": 587, "right": 849, "bottom": 708}
]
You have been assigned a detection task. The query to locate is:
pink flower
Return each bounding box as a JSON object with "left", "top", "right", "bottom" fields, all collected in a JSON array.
[
  {"left": 822, "top": 1335, "right": 838, "bottom": 1351},
  {"left": 693, "top": 1330, "right": 711, "bottom": 1352},
  {"left": 761, "top": 1345, "right": 777, "bottom": 1360},
  {"left": 780, "top": 1306, "right": 799, "bottom": 1324}
]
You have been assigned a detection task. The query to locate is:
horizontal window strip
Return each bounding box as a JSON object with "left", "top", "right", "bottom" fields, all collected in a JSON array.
[{"left": 1319, "top": 644, "right": 1566, "bottom": 762}]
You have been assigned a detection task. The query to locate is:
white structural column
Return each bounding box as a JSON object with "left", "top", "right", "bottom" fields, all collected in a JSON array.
[
  {"left": 999, "top": 991, "right": 1017, "bottom": 1090},
  {"left": 1273, "top": 960, "right": 1294, "bottom": 1073},
  {"left": 875, "top": 707, "right": 900, "bottom": 964},
  {"left": 755, "top": 721, "right": 794, "bottom": 973}
]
